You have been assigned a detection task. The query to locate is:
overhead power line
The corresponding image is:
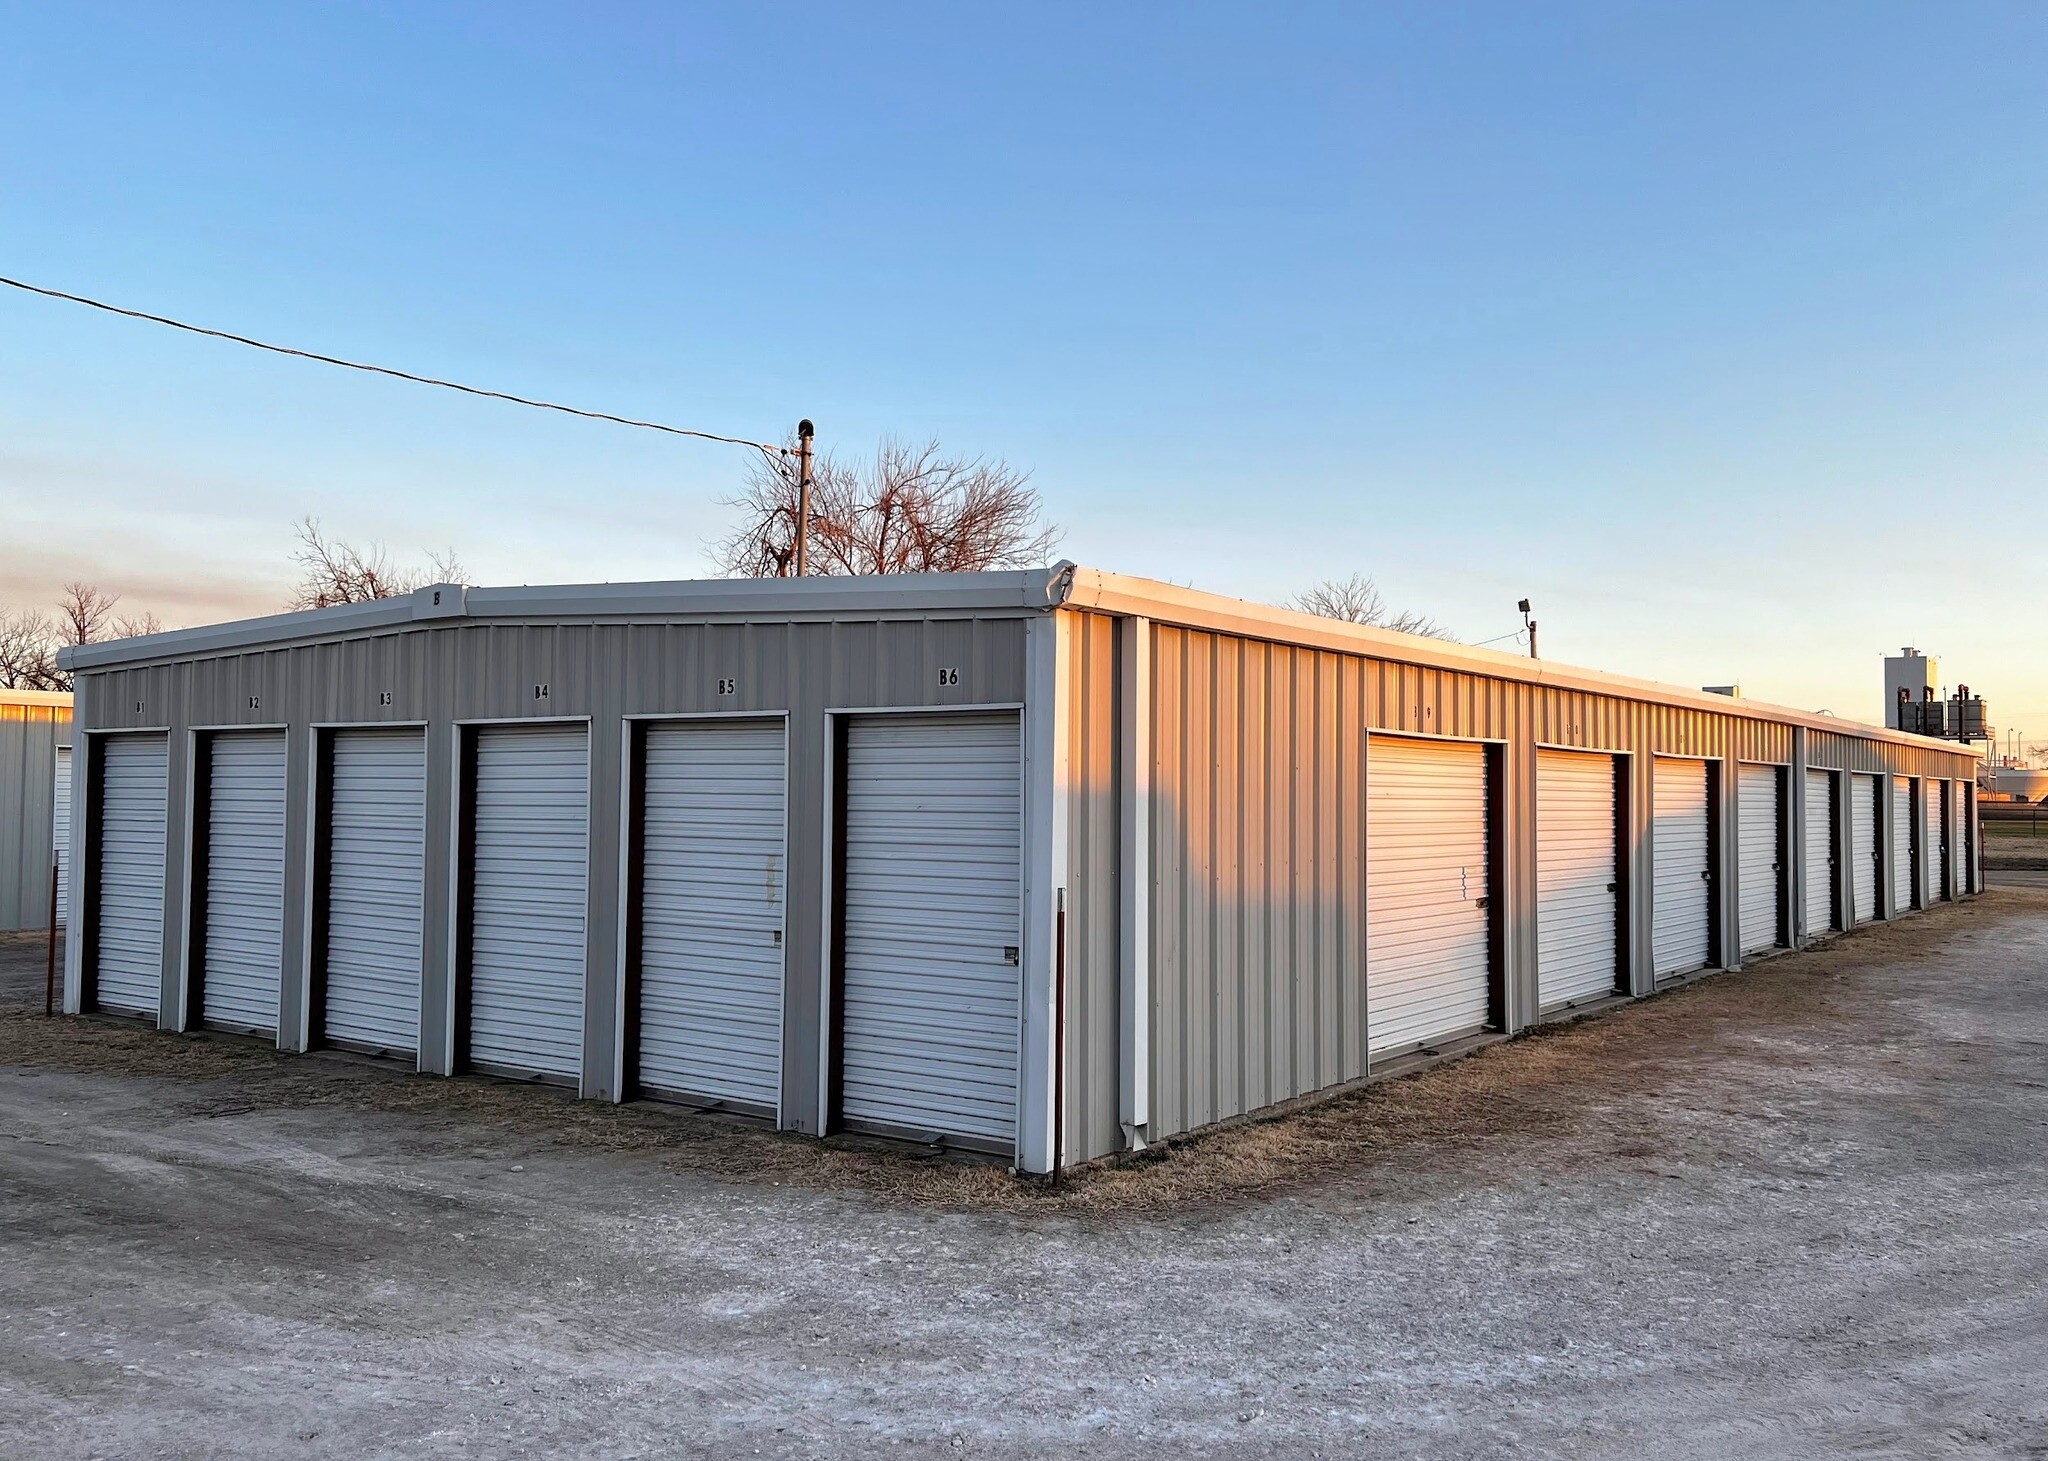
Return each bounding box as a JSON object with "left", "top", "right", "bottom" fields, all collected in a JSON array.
[{"left": 0, "top": 274, "right": 785, "bottom": 462}]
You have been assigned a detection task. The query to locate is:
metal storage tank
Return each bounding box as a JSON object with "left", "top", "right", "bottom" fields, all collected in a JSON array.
[
  {"left": 0, "top": 689, "right": 73, "bottom": 933},
  {"left": 55, "top": 566, "right": 1983, "bottom": 1173}
]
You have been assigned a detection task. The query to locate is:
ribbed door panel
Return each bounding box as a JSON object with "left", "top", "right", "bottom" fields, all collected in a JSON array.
[
  {"left": 1534, "top": 749, "right": 1617, "bottom": 1010},
  {"left": 1850, "top": 774, "right": 1878, "bottom": 924},
  {"left": 1923, "top": 781, "right": 1943, "bottom": 903},
  {"left": 840, "top": 713, "right": 1022, "bottom": 1147},
  {"left": 52, "top": 745, "right": 71, "bottom": 928},
  {"left": 323, "top": 729, "right": 426, "bottom": 1054},
  {"left": 1949, "top": 784, "right": 1965, "bottom": 897},
  {"left": 1366, "top": 737, "right": 1491, "bottom": 1054},
  {"left": 1891, "top": 777, "right": 1912, "bottom": 912},
  {"left": 468, "top": 724, "right": 589, "bottom": 1081},
  {"left": 1651, "top": 758, "right": 1711, "bottom": 977},
  {"left": 200, "top": 732, "right": 287, "bottom": 1035},
  {"left": 638, "top": 720, "right": 786, "bottom": 1111},
  {"left": 1737, "top": 763, "right": 1781, "bottom": 955},
  {"left": 1804, "top": 770, "right": 1836, "bottom": 934},
  {"left": 93, "top": 735, "right": 167, "bottom": 1017}
]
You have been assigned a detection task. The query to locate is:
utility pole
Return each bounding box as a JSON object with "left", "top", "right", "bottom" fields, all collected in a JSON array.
[
  {"left": 1519, "top": 598, "right": 1538, "bottom": 659},
  {"left": 794, "top": 419, "right": 815, "bottom": 578}
]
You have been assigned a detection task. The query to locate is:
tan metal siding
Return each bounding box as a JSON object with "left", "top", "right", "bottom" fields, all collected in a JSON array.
[
  {"left": 1145, "top": 627, "right": 1367, "bottom": 1144},
  {"left": 1061, "top": 612, "right": 1122, "bottom": 1163},
  {"left": 0, "top": 702, "right": 74, "bottom": 932}
]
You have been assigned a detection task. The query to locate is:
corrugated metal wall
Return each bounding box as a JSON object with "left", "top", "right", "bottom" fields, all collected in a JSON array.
[
  {"left": 69, "top": 614, "right": 1032, "bottom": 1135},
  {"left": 1068, "top": 616, "right": 1981, "bottom": 1154},
  {"left": 0, "top": 702, "right": 73, "bottom": 932}
]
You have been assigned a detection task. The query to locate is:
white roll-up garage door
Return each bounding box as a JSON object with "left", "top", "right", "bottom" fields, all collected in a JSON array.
[
  {"left": 1922, "top": 780, "right": 1943, "bottom": 904},
  {"left": 468, "top": 723, "right": 589, "bottom": 1082},
  {"left": 93, "top": 735, "right": 167, "bottom": 1017},
  {"left": 1534, "top": 749, "right": 1617, "bottom": 1011},
  {"left": 1367, "top": 737, "right": 1491, "bottom": 1054},
  {"left": 1891, "top": 777, "right": 1913, "bottom": 913},
  {"left": 1737, "top": 763, "right": 1781, "bottom": 956},
  {"left": 1849, "top": 774, "right": 1879, "bottom": 924},
  {"left": 322, "top": 729, "right": 426, "bottom": 1055},
  {"left": 839, "top": 713, "right": 1022, "bottom": 1148},
  {"left": 1952, "top": 784, "right": 1969, "bottom": 895},
  {"left": 638, "top": 720, "right": 786, "bottom": 1112},
  {"left": 200, "top": 732, "right": 288, "bottom": 1036},
  {"left": 52, "top": 745, "right": 71, "bottom": 928},
  {"left": 1652, "top": 758, "right": 1712, "bottom": 978},
  {"left": 1804, "top": 769, "right": 1836, "bottom": 936}
]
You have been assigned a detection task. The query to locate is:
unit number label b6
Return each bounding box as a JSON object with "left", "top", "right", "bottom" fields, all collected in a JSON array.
[{"left": 937, "top": 667, "right": 961, "bottom": 687}]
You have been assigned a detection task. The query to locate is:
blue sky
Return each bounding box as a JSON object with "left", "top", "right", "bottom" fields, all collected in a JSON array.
[{"left": 2, "top": 2, "right": 2043, "bottom": 739}]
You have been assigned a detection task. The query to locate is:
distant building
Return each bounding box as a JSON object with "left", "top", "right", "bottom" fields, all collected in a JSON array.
[{"left": 1, "top": 688, "right": 73, "bottom": 932}]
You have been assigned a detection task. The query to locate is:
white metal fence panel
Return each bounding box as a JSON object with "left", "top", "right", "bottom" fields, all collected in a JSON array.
[
  {"left": 323, "top": 729, "right": 426, "bottom": 1055},
  {"left": 468, "top": 723, "right": 589, "bottom": 1081},
  {"left": 1891, "top": 777, "right": 1913, "bottom": 913},
  {"left": 200, "top": 732, "right": 288, "bottom": 1035},
  {"left": 638, "top": 720, "right": 786, "bottom": 1111},
  {"left": 840, "top": 713, "right": 1022, "bottom": 1146},
  {"left": 1534, "top": 749, "right": 1617, "bottom": 1010},
  {"left": 52, "top": 745, "right": 71, "bottom": 928},
  {"left": 1804, "top": 769, "right": 1836, "bottom": 935},
  {"left": 1850, "top": 773, "right": 1879, "bottom": 924},
  {"left": 93, "top": 735, "right": 167, "bottom": 1017},
  {"left": 1737, "top": 763, "right": 1781, "bottom": 955},
  {"left": 1652, "top": 758, "right": 1712, "bottom": 977},
  {"left": 1366, "top": 737, "right": 1491, "bottom": 1053}
]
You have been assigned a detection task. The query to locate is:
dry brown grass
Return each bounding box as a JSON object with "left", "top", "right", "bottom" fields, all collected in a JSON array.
[{"left": 2, "top": 891, "right": 2030, "bottom": 1216}]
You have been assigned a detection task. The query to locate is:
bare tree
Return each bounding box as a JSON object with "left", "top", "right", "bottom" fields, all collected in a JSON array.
[
  {"left": 56, "top": 581, "right": 119, "bottom": 647},
  {"left": 716, "top": 437, "right": 1061, "bottom": 577},
  {"left": 1293, "top": 573, "right": 1453, "bottom": 640},
  {"left": 0, "top": 608, "right": 62, "bottom": 690},
  {"left": 0, "top": 583, "right": 168, "bottom": 691},
  {"left": 288, "top": 517, "right": 465, "bottom": 609}
]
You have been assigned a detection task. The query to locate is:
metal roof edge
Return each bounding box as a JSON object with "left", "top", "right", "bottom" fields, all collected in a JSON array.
[
  {"left": 1061, "top": 568, "right": 1981, "bottom": 760},
  {"left": 60, "top": 567, "right": 1075, "bottom": 672},
  {"left": 0, "top": 688, "right": 75, "bottom": 709}
]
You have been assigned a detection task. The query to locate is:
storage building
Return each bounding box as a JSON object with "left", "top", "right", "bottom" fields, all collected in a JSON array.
[
  {"left": 56, "top": 568, "right": 1982, "bottom": 1172},
  {"left": 1, "top": 688, "right": 73, "bottom": 933}
]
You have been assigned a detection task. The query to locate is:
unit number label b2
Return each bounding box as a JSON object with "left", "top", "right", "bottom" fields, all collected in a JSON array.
[{"left": 937, "top": 667, "right": 961, "bottom": 687}]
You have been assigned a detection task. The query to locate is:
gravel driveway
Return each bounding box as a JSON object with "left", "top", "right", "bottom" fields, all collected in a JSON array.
[{"left": 1, "top": 892, "right": 2043, "bottom": 1458}]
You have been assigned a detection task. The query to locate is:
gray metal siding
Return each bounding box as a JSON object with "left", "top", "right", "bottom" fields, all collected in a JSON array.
[
  {"left": 68, "top": 612, "right": 1033, "bottom": 1125},
  {"left": 636, "top": 719, "right": 786, "bottom": 1111},
  {"left": 199, "top": 731, "right": 288, "bottom": 1036},
  {"left": 1060, "top": 612, "right": 1122, "bottom": 1164},
  {"left": 467, "top": 723, "right": 591, "bottom": 1081},
  {"left": 322, "top": 729, "right": 426, "bottom": 1055},
  {"left": 0, "top": 704, "right": 72, "bottom": 932}
]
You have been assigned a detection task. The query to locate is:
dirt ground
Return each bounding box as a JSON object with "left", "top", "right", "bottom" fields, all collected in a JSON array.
[{"left": 2, "top": 894, "right": 2044, "bottom": 1459}]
